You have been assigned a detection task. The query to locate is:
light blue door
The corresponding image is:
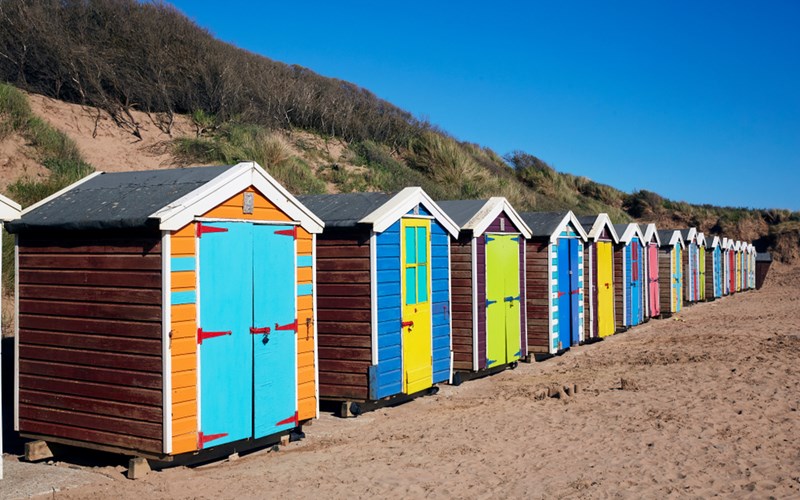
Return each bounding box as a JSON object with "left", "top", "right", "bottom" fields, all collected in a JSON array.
[
  {"left": 198, "top": 222, "right": 253, "bottom": 448},
  {"left": 253, "top": 224, "right": 297, "bottom": 437},
  {"left": 568, "top": 239, "right": 581, "bottom": 346},
  {"left": 557, "top": 239, "right": 571, "bottom": 349}
]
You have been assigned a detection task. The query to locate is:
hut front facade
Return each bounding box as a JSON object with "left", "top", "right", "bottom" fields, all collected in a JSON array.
[
  {"left": 680, "top": 228, "right": 699, "bottom": 304},
  {"left": 656, "top": 230, "right": 684, "bottom": 317},
  {"left": 640, "top": 223, "right": 661, "bottom": 320},
  {"left": 521, "top": 212, "right": 588, "bottom": 356},
  {"left": 578, "top": 214, "right": 619, "bottom": 341},
  {"left": 298, "top": 189, "right": 458, "bottom": 413},
  {"left": 0, "top": 194, "right": 21, "bottom": 480},
  {"left": 724, "top": 238, "right": 734, "bottom": 295},
  {"left": 437, "top": 198, "right": 532, "bottom": 381},
  {"left": 706, "top": 236, "right": 723, "bottom": 299},
  {"left": 749, "top": 245, "right": 757, "bottom": 289},
  {"left": 734, "top": 241, "right": 743, "bottom": 292},
  {"left": 614, "top": 224, "right": 646, "bottom": 329},
  {"left": 696, "top": 233, "right": 707, "bottom": 301},
  {"left": 8, "top": 163, "right": 324, "bottom": 458}
]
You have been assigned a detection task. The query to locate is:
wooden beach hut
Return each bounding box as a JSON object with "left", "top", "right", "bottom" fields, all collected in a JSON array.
[
  {"left": 640, "top": 223, "right": 661, "bottom": 320},
  {"left": 436, "top": 198, "right": 532, "bottom": 383},
  {"left": 748, "top": 244, "right": 757, "bottom": 290},
  {"left": 755, "top": 252, "right": 772, "bottom": 290},
  {"left": 520, "top": 211, "right": 588, "bottom": 358},
  {"left": 0, "top": 194, "right": 21, "bottom": 480},
  {"left": 724, "top": 238, "right": 734, "bottom": 296},
  {"left": 679, "top": 228, "right": 699, "bottom": 304},
  {"left": 734, "top": 241, "right": 743, "bottom": 292},
  {"left": 613, "top": 224, "right": 646, "bottom": 330},
  {"left": 696, "top": 232, "right": 707, "bottom": 301},
  {"left": 7, "top": 162, "right": 324, "bottom": 460},
  {"left": 705, "top": 236, "right": 723, "bottom": 299},
  {"left": 577, "top": 214, "right": 619, "bottom": 342},
  {"left": 656, "top": 230, "right": 684, "bottom": 317},
  {"left": 297, "top": 189, "right": 458, "bottom": 415}
]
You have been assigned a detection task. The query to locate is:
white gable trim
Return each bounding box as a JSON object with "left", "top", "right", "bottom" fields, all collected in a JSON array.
[
  {"left": 710, "top": 235, "right": 721, "bottom": 248},
  {"left": 696, "top": 232, "right": 707, "bottom": 247},
  {"left": 548, "top": 211, "right": 588, "bottom": 244},
  {"left": 360, "top": 186, "right": 459, "bottom": 236},
  {"left": 683, "top": 227, "right": 697, "bottom": 244},
  {"left": 0, "top": 194, "right": 21, "bottom": 221},
  {"left": 153, "top": 161, "right": 324, "bottom": 233},
  {"left": 641, "top": 223, "right": 660, "bottom": 246},
  {"left": 584, "top": 213, "right": 620, "bottom": 244},
  {"left": 462, "top": 197, "right": 533, "bottom": 239},
  {"left": 618, "top": 223, "right": 645, "bottom": 244}
]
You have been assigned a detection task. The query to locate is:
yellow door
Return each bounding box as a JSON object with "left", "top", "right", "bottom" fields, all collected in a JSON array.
[
  {"left": 401, "top": 218, "right": 432, "bottom": 394},
  {"left": 596, "top": 241, "right": 615, "bottom": 337}
]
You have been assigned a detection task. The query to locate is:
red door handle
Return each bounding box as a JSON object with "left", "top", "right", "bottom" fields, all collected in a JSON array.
[
  {"left": 401, "top": 321, "right": 414, "bottom": 328},
  {"left": 250, "top": 327, "right": 271, "bottom": 334}
]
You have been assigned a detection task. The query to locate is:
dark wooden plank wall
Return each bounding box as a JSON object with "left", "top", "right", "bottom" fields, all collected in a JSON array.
[
  {"left": 450, "top": 237, "right": 473, "bottom": 371},
  {"left": 705, "top": 251, "right": 715, "bottom": 298},
  {"left": 658, "top": 247, "right": 673, "bottom": 314},
  {"left": 315, "top": 229, "right": 372, "bottom": 401},
  {"left": 525, "top": 239, "right": 550, "bottom": 354},
  {"left": 613, "top": 245, "right": 624, "bottom": 329},
  {"left": 17, "top": 230, "right": 164, "bottom": 454}
]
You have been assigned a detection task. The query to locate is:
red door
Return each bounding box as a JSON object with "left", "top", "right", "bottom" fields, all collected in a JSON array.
[{"left": 648, "top": 244, "right": 660, "bottom": 316}]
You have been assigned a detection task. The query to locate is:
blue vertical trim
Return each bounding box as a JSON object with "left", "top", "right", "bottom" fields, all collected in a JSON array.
[{"left": 374, "top": 221, "right": 402, "bottom": 399}]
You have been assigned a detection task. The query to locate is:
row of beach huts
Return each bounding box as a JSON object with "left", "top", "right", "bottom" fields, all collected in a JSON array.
[{"left": 0, "top": 162, "right": 773, "bottom": 472}]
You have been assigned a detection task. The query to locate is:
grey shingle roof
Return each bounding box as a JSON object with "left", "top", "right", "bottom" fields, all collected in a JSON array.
[
  {"left": 577, "top": 215, "right": 598, "bottom": 233},
  {"left": 657, "top": 229, "right": 678, "bottom": 244},
  {"left": 435, "top": 199, "right": 488, "bottom": 228},
  {"left": 7, "top": 165, "right": 234, "bottom": 232},
  {"left": 756, "top": 252, "right": 772, "bottom": 262},
  {"left": 613, "top": 224, "right": 629, "bottom": 236},
  {"left": 296, "top": 192, "right": 393, "bottom": 228},
  {"left": 520, "top": 211, "right": 568, "bottom": 238},
  {"left": 679, "top": 229, "right": 693, "bottom": 240}
]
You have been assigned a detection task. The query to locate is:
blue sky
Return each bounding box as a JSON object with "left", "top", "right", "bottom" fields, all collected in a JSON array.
[{"left": 169, "top": 1, "right": 800, "bottom": 211}]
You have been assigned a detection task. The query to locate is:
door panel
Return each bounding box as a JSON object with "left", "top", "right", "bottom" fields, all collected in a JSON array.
[
  {"left": 253, "top": 224, "right": 297, "bottom": 437},
  {"left": 648, "top": 244, "right": 660, "bottom": 317},
  {"left": 596, "top": 242, "right": 614, "bottom": 337},
  {"left": 401, "top": 219, "right": 432, "bottom": 394},
  {"left": 557, "top": 239, "right": 571, "bottom": 350},
  {"left": 673, "top": 246, "right": 682, "bottom": 312},
  {"left": 503, "top": 235, "right": 522, "bottom": 363},
  {"left": 485, "top": 234, "right": 505, "bottom": 367},
  {"left": 198, "top": 222, "right": 253, "bottom": 447},
  {"left": 629, "top": 242, "right": 640, "bottom": 326},
  {"left": 569, "top": 239, "right": 581, "bottom": 346}
]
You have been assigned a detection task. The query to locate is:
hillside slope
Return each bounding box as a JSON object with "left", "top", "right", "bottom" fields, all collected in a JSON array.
[{"left": 0, "top": 0, "right": 797, "bottom": 261}]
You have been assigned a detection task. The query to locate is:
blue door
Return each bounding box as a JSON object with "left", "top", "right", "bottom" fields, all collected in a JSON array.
[
  {"left": 198, "top": 222, "right": 254, "bottom": 448},
  {"left": 714, "top": 247, "right": 722, "bottom": 297},
  {"left": 568, "top": 239, "right": 581, "bottom": 346},
  {"left": 557, "top": 239, "right": 571, "bottom": 350},
  {"left": 628, "top": 241, "right": 641, "bottom": 326},
  {"left": 253, "top": 224, "right": 297, "bottom": 437}
]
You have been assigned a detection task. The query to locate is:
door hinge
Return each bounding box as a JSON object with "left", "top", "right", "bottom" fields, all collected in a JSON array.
[
  {"left": 197, "top": 431, "right": 228, "bottom": 449},
  {"left": 196, "top": 222, "right": 228, "bottom": 238},
  {"left": 486, "top": 299, "right": 497, "bottom": 307},
  {"left": 275, "top": 319, "right": 298, "bottom": 332},
  {"left": 275, "top": 411, "right": 299, "bottom": 427},
  {"left": 250, "top": 326, "right": 271, "bottom": 334},
  {"left": 275, "top": 226, "right": 297, "bottom": 239},
  {"left": 504, "top": 295, "right": 520, "bottom": 302},
  {"left": 197, "top": 328, "right": 232, "bottom": 345}
]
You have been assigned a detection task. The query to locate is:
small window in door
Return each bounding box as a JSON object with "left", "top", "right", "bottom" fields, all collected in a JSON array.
[{"left": 404, "top": 225, "right": 428, "bottom": 305}]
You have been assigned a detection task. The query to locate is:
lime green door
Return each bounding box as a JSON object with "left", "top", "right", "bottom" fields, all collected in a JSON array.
[
  {"left": 401, "top": 218, "right": 433, "bottom": 394},
  {"left": 485, "top": 233, "right": 522, "bottom": 368}
]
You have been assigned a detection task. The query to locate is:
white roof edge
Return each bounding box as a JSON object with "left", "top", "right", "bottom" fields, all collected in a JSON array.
[
  {"left": 642, "top": 222, "right": 660, "bottom": 246},
  {"left": 154, "top": 161, "right": 325, "bottom": 233},
  {"left": 360, "top": 186, "right": 460, "bottom": 237},
  {"left": 549, "top": 211, "right": 588, "bottom": 243},
  {"left": 586, "top": 213, "right": 620, "bottom": 244},
  {"left": 0, "top": 193, "right": 21, "bottom": 220},
  {"left": 467, "top": 197, "right": 533, "bottom": 238},
  {"left": 710, "top": 235, "right": 721, "bottom": 248},
  {"left": 618, "top": 222, "right": 645, "bottom": 244},
  {"left": 696, "top": 232, "right": 707, "bottom": 247},
  {"left": 20, "top": 171, "right": 104, "bottom": 216}
]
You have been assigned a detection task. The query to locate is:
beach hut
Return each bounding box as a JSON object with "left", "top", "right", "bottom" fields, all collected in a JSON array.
[
  {"left": 297, "top": 189, "right": 458, "bottom": 415},
  {"left": 640, "top": 223, "right": 661, "bottom": 320},
  {"left": 755, "top": 252, "right": 772, "bottom": 290},
  {"left": 705, "top": 236, "right": 723, "bottom": 299},
  {"left": 725, "top": 238, "right": 736, "bottom": 295},
  {"left": 7, "top": 162, "right": 324, "bottom": 460},
  {"left": 577, "top": 214, "right": 619, "bottom": 342},
  {"left": 696, "top": 232, "right": 707, "bottom": 301},
  {"left": 0, "top": 194, "right": 21, "bottom": 480},
  {"left": 613, "top": 224, "right": 646, "bottom": 330},
  {"left": 520, "top": 211, "right": 588, "bottom": 358},
  {"left": 656, "top": 230, "right": 684, "bottom": 317},
  {"left": 435, "top": 198, "right": 532, "bottom": 383},
  {"left": 679, "top": 228, "right": 699, "bottom": 304},
  {"left": 749, "top": 245, "right": 758, "bottom": 289},
  {"left": 734, "top": 241, "right": 743, "bottom": 292}
]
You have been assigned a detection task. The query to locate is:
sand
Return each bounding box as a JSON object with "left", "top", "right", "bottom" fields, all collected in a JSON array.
[{"left": 32, "top": 263, "right": 798, "bottom": 499}]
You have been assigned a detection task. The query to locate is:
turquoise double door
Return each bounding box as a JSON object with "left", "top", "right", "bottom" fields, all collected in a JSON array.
[{"left": 198, "top": 221, "right": 297, "bottom": 449}]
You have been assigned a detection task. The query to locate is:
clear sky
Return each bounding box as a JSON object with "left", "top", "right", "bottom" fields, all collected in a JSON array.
[{"left": 169, "top": 1, "right": 800, "bottom": 211}]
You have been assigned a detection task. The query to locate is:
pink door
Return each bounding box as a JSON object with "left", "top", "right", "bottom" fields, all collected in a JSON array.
[{"left": 648, "top": 244, "right": 660, "bottom": 317}]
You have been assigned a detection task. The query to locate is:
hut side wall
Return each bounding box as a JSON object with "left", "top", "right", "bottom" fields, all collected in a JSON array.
[
  {"left": 658, "top": 247, "right": 673, "bottom": 314},
  {"left": 450, "top": 237, "right": 473, "bottom": 371},
  {"left": 705, "top": 250, "right": 715, "bottom": 300},
  {"left": 315, "top": 229, "right": 371, "bottom": 401},
  {"left": 17, "top": 230, "right": 164, "bottom": 454},
  {"left": 430, "top": 219, "right": 452, "bottom": 383},
  {"left": 525, "top": 239, "right": 550, "bottom": 353}
]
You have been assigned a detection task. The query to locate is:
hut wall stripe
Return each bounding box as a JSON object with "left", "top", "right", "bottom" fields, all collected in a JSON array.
[{"left": 171, "top": 257, "right": 195, "bottom": 271}]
